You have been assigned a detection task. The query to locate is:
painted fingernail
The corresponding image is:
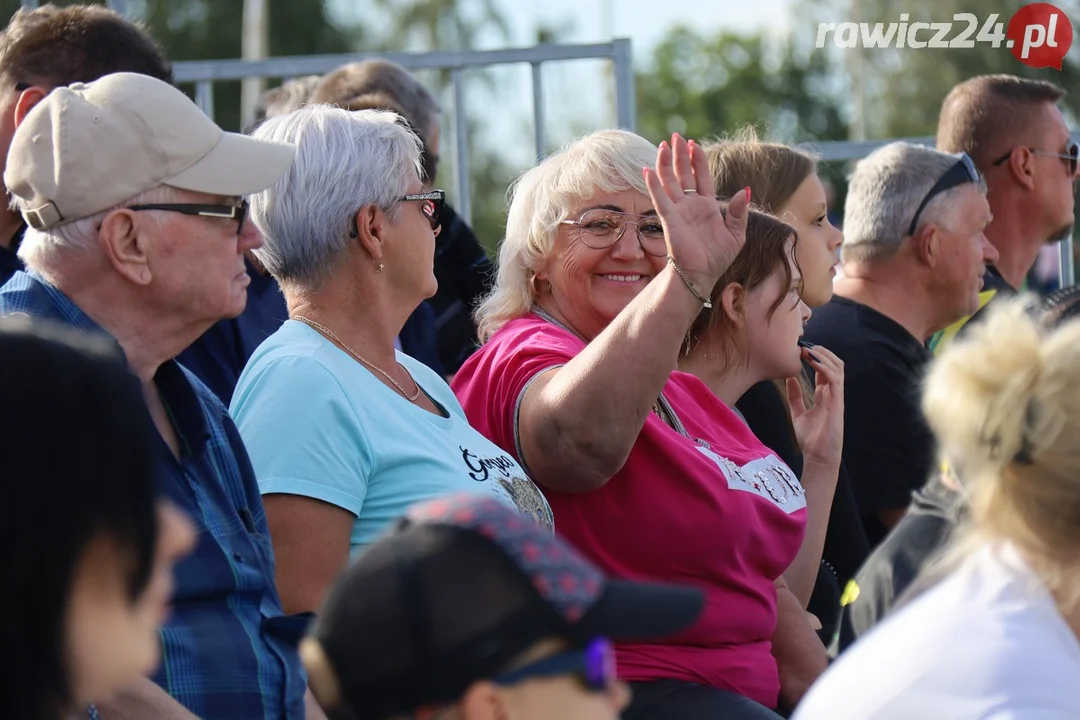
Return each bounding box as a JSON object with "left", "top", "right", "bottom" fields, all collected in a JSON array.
[
  {"left": 744, "top": 186, "right": 752, "bottom": 202},
  {"left": 798, "top": 340, "right": 815, "bottom": 349}
]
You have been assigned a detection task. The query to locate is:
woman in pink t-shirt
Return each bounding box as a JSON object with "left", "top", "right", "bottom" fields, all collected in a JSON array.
[{"left": 452, "top": 130, "right": 841, "bottom": 718}]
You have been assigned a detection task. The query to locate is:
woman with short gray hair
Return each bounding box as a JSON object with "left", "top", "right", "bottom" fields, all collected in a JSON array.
[{"left": 230, "top": 104, "right": 553, "bottom": 618}]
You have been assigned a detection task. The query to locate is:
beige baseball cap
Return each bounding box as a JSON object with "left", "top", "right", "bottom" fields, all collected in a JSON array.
[{"left": 5, "top": 72, "right": 297, "bottom": 230}]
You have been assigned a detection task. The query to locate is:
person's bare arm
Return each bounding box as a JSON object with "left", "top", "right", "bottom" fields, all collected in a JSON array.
[
  {"left": 93, "top": 677, "right": 199, "bottom": 720},
  {"left": 772, "top": 577, "right": 828, "bottom": 710},
  {"left": 519, "top": 136, "right": 748, "bottom": 493},
  {"left": 262, "top": 494, "right": 354, "bottom": 615}
]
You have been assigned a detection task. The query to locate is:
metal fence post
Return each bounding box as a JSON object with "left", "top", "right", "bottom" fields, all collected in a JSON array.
[
  {"left": 531, "top": 62, "right": 545, "bottom": 162},
  {"left": 611, "top": 38, "right": 636, "bottom": 132},
  {"left": 451, "top": 68, "right": 471, "bottom": 227}
]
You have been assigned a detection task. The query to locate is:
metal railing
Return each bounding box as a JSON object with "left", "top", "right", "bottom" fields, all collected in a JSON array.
[
  {"left": 171, "top": 41, "right": 637, "bottom": 227},
  {"left": 801, "top": 134, "right": 1079, "bottom": 287}
]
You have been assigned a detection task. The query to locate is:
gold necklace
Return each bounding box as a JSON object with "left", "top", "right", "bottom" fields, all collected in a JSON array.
[{"left": 292, "top": 315, "right": 422, "bottom": 402}]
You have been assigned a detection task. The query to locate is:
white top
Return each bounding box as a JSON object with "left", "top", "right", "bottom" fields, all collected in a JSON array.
[{"left": 795, "top": 542, "right": 1080, "bottom": 719}]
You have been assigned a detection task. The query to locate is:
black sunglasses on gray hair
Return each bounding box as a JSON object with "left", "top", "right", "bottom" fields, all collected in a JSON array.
[{"left": 906, "top": 153, "right": 981, "bottom": 237}]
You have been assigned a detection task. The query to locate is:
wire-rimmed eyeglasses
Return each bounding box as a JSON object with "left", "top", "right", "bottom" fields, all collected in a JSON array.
[{"left": 560, "top": 209, "right": 667, "bottom": 257}]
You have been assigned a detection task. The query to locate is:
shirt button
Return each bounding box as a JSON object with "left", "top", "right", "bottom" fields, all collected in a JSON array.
[{"left": 233, "top": 552, "right": 243, "bottom": 562}]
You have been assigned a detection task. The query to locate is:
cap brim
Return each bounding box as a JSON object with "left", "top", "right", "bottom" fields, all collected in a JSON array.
[
  {"left": 577, "top": 580, "right": 705, "bottom": 641},
  {"left": 165, "top": 131, "right": 295, "bottom": 197}
]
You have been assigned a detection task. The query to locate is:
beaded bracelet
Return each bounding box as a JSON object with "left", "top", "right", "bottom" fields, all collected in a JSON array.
[{"left": 667, "top": 256, "right": 712, "bottom": 309}]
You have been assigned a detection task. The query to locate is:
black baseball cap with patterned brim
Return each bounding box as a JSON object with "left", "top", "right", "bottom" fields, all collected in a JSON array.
[{"left": 301, "top": 494, "right": 704, "bottom": 719}]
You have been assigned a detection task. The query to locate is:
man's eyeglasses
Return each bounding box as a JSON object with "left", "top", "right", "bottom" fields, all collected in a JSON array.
[
  {"left": 128, "top": 199, "right": 249, "bottom": 235},
  {"left": 907, "top": 153, "right": 981, "bottom": 237},
  {"left": 493, "top": 637, "right": 615, "bottom": 692},
  {"left": 348, "top": 190, "right": 445, "bottom": 238},
  {"left": 992, "top": 140, "right": 1079, "bottom": 177},
  {"left": 561, "top": 209, "right": 667, "bottom": 257}
]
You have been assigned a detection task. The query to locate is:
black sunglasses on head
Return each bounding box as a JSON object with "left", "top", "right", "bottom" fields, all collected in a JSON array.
[
  {"left": 906, "top": 153, "right": 981, "bottom": 237},
  {"left": 992, "top": 140, "right": 1079, "bottom": 177}
]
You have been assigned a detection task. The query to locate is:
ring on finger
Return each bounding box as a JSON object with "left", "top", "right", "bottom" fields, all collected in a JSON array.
[{"left": 683, "top": 188, "right": 698, "bottom": 194}]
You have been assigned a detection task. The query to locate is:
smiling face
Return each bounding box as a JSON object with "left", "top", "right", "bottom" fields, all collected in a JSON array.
[
  {"left": 776, "top": 174, "right": 844, "bottom": 308},
  {"left": 536, "top": 189, "right": 667, "bottom": 341}
]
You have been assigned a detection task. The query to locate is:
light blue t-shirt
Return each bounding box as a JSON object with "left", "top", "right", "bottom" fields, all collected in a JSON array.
[{"left": 231, "top": 320, "right": 554, "bottom": 552}]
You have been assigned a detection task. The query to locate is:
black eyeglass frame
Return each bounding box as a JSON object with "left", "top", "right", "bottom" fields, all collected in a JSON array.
[
  {"left": 348, "top": 189, "right": 446, "bottom": 238},
  {"left": 991, "top": 140, "right": 1080, "bottom": 177},
  {"left": 127, "top": 200, "right": 249, "bottom": 235},
  {"left": 906, "top": 153, "right": 981, "bottom": 237}
]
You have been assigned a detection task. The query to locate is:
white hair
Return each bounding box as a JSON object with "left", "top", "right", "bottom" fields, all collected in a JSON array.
[
  {"left": 841, "top": 142, "right": 988, "bottom": 265},
  {"left": 248, "top": 103, "right": 423, "bottom": 289},
  {"left": 15, "top": 185, "right": 177, "bottom": 275},
  {"left": 475, "top": 129, "right": 657, "bottom": 341}
]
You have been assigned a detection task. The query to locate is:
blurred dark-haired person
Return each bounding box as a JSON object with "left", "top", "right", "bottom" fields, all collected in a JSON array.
[
  {"left": 933, "top": 74, "right": 1075, "bottom": 351},
  {"left": 312, "top": 59, "right": 495, "bottom": 376},
  {"left": 0, "top": 73, "right": 316, "bottom": 719},
  {"left": 803, "top": 143, "right": 998, "bottom": 549},
  {"left": 302, "top": 494, "right": 705, "bottom": 720},
  {"left": 0, "top": 2, "right": 172, "bottom": 285},
  {"left": 795, "top": 297, "right": 1080, "bottom": 719},
  {"left": 0, "top": 318, "right": 195, "bottom": 720}
]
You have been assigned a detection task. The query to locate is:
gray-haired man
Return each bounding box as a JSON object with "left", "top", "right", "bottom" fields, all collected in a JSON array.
[
  {"left": 0, "top": 72, "right": 326, "bottom": 719},
  {"left": 803, "top": 142, "right": 997, "bottom": 548}
]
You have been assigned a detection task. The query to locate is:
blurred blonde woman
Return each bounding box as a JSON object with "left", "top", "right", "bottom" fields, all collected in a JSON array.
[{"left": 794, "top": 296, "right": 1080, "bottom": 719}]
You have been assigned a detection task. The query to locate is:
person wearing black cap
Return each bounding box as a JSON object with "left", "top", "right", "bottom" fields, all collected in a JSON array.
[{"left": 301, "top": 494, "right": 705, "bottom": 720}]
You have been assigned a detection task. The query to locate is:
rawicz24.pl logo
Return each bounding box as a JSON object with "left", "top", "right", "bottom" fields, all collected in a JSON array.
[{"left": 815, "top": 3, "right": 1074, "bottom": 69}]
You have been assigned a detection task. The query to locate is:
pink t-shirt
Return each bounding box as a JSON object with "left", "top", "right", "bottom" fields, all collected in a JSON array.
[{"left": 452, "top": 314, "right": 808, "bottom": 708}]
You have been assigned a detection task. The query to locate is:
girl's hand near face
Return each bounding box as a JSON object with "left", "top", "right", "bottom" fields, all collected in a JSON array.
[{"left": 787, "top": 345, "right": 845, "bottom": 471}]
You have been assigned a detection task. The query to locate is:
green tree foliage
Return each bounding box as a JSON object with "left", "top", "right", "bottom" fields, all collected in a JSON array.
[
  {"left": 134, "top": 0, "right": 358, "bottom": 133},
  {"left": 803, "top": 0, "right": 1080, "bottom": 137},
  {"left": 635, "top": 25, "right": 848, "bottom": 145}
]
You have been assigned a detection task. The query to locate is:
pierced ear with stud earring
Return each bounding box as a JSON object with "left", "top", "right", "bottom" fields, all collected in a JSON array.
[{"left": 375, "top": 261, "right": 384, "bottom": 273}]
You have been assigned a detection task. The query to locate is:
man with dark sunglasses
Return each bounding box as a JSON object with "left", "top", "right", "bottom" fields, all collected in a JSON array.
[
  {"left": 937, "top": 75, "right": 1075, "bottom": 312},
  {"left": 803, "top": 142, "right": 997, "bottom": 551},
  {"left": 302, "top": 494, "right": 705, "bottom": 720}
]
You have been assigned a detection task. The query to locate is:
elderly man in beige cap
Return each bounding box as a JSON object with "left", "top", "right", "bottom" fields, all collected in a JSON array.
[{"left": 0, "top": 73, "right": 327, "bottom": 720}]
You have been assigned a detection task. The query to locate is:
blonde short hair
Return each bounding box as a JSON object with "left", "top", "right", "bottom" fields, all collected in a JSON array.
[
  {"left": 923, "top": 296, "right": 1080, "bottom": 608},
  {"left": 475, "top": 129, "right": 657, "bottom": 341}
]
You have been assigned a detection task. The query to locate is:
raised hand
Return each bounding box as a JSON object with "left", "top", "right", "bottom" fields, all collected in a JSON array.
[
  {"left": 642, "top": 132, "right": 749, "bottom": 298},
  {"left": 786, "top": 344, "right": 845, "bottom": 471}
]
